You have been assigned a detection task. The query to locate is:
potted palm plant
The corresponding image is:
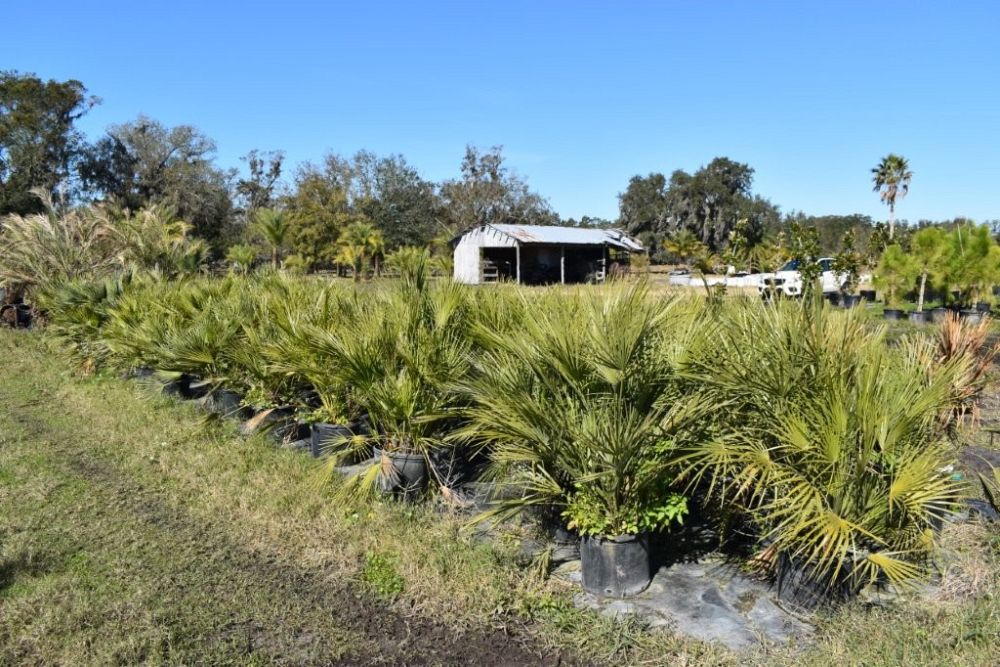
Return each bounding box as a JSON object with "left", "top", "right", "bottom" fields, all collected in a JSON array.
[
  {"left": 462, "top": 285, "right": 705, "bottom": 597},
  {"left": 316, "top": 274, "right": 472, "bottom": 500},
  {"left": 683, "top": 300, "right": 963, "bottom": 608}
]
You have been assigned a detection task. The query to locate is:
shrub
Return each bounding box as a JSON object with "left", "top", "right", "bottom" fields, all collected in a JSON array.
[
  {"left": 462, "top": 284, "right": 707, "bottom": 536},
  {"left": 682, "top": 301, "right": 964, "bottom": 595}
]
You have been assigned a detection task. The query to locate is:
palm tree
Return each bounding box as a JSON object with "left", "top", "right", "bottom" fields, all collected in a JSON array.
[
  {"left": 225, "top": 244, "right": 257, "bottom": 275},
  {"left": 662, "top": 229, "right": 704, "bottom": 267},
  {"left": 872, "top": 154, "right": 912, "bottom": 240},
  {"left": 253, "top": 208, "right": 290, "bottom": 270},
  {"left": 336, "top": 220, "right": 383, "bottom": 280}
]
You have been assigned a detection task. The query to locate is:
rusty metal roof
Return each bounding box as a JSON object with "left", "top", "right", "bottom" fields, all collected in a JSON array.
[{"left": 487, "top": 224, "right": 644, "bottom": 250}]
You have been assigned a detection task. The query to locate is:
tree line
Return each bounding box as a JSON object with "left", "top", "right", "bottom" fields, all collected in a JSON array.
[{"left": 2, "top": 71, "right": 993, "bottom": 274}]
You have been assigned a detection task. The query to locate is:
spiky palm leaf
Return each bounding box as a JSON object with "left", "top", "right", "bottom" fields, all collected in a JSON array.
[{"left": 681, "top": 300, "right": 963, "bottom": 592}]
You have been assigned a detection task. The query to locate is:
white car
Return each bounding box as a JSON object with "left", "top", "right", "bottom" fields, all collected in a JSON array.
[{"left": 757, "top": 258, "right": 847, "bottom": 298}]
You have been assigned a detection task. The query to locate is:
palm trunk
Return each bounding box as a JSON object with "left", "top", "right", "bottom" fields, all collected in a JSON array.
[
  {"left": 917, "top": 270, "right": 928, "bottom": 313},
  {"left": 889, "top": 202, "right": 895, "bottom": 240},
  {"left": 272, "top": 248, "right": 279, "bottom": 270}
]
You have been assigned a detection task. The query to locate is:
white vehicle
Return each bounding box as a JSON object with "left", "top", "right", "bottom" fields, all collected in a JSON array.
[{"left": 757, "top": 258, "right": 848, "bottom": 298}]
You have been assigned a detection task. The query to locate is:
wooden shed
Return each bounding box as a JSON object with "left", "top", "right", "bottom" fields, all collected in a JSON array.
[{"left": 450, "top": 224, "right": 644, "bottom": 285}]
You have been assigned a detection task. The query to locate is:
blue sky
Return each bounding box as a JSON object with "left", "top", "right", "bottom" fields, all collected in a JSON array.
[{"left": 5, "top": 1, "right": 999, "bottom": 223}]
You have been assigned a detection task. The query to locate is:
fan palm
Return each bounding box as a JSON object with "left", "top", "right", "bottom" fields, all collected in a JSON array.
[
  {"left": 461, "top": 284, "right": 707, "bottom": 536},
  {"left": 681, "top": 300, "right": 963, "bottom": 600},
  {"left": 336, "top": 220, "right": 384, "bottom": 281},
  {"left": 226, "top": 244, "right": 258, "bottom": 275},
  {"left": 662, "top": 229, "right": 705, "bottom": 267},
  {"left": 253, "top": 208, "right": 290, "bottom": 269},
  {"left": 872, "top": 154, "right": 912, "bottom": 240},
  {"left": 313, "top": 279, "right": 473, "bottom": 499}
]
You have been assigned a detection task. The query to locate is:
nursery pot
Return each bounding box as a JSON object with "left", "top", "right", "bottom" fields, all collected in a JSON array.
[
  {"left": 14, "top": 303, "right": 32, "bottom": 328},
  {"left": 859, "top": 289, "right": 876, "bottom": 302},
  {"left": 840, "top": 294, "right": 861, "bottom": 308},
  {"left": 960, "top": 309, "right": 983, "bottom": 325},
  {"left": 160, "top": 374, "right": 192, "bottom": 398},
  {"left": 907, "top": 311, "right": 927, "bottom": 324},
  {"left": 241, "top": 407, "right": 309, "bottom": 444},
  {"left": 310, "top": 422, "right": 352, "bottom": 458},
  {"left": 580, "top": 533, "right": 652, "bottom": 598},
  {"left": 975, "top": 301, "right": 992, "bottom": 314},
  {"left": 775, "top": 551, "right": 862, "bottom": 610},
  {"left": 883, "top": 308, "right": 903, "bottom": 321},
  {"left": 201, "top": 389, "right": 247, "bottom": 419},
  {"left": 929, "top": 307, "right": 950, "bottom": 324},
  {"left": 376, "top": 450, "right": 428, "bottom": 500}
]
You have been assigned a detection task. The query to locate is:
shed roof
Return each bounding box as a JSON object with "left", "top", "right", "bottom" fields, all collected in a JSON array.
[{"left": 456, "top": 224, "right": 644, "bottom": 251}]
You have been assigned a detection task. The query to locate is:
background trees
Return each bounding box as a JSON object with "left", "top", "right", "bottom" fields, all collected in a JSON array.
[
  {"left": 618, "top": 157, "right": 779, "bottom": 255},
  {"left": 0, "top": 71, "right": 97, "bottom": 216},
  {"left": 321, "top": 151, "right": 440, "bottom": 250},
  {"left": 0, "top": 73, "right": 981, "bottom": 276},
  {"left": 78, "top": 115, "right": 234, "bottom": 247},
  {"left": 438, "top": 145, "right": 558, "bottom": 233}
]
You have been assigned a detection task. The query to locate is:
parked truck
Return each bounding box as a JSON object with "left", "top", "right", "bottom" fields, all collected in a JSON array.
[{"left": 756, "top": 258, "right": 848, "bottom": 298}]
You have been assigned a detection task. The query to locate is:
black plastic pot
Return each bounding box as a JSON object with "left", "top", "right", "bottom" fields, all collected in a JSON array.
[
  {"left": 907, "top": 311, "right": 927, "bottom": 324},
  {"left": 580, "top": 533, "right": 652, "bottom": 598},
  {"left": 310, "top": 422, "right": 352, "bottom": 458},
  {"left": 201, "top": 389, "right": 248, "bottom": 419},
  {"left": 376, "top": 450, "right": 428, "bottom": 500},
  {"left": 883, "top": 308, "right": 903, "bottom": 321},
  {"left": 775, "top": 552, "right": 862, "bottom": 610},
  {"left": 160, "top": 374, "right": 192, "bottom": 398},
  {"left": 184, "top": 379, "right": 212, "bottom": 399},
  {"left": 929, "top": 307, "right": 950, "bottom": 324},
  {"left": 241, "top": 407, "right": 310, "bottom": 444},
  {"left": 859, "top": 289, "right": 876, "bottom": 302},
  {"left": 1, "top": 303, "right": 31, "bottom": 328},
  {"left": 840, "top": 294, "right": 861, "bottom": 308},
  {"left": 15, "top": 303, "right": 32, "bottom": 327},
  {"left": 960, "top": 309, "right": 983, "bottom": 324},
  {"left": 975, "top": 302, "right": 993, "bottom": 314}
]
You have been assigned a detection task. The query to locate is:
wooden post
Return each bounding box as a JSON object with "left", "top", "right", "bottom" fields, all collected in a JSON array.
[
  {"left": 560, "top": 246, "right": 565, "bottom": 284},
  {"left": 515, "top": 243, "right": 521, "bottom": 284}
]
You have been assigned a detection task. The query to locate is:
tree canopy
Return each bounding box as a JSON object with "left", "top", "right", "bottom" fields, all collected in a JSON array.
[
  {"left": 0, "top": 71, "right": 97, "bottom": 216},
  {"left": 618, "top": 157, "right": 779, "bottom": 252}
]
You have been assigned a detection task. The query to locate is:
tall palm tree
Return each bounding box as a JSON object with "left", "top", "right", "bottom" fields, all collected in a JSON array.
[
  {"left": 872, "top": 154, "right": 912, "bottom": 240},
  {"left": 253, "top": 208, "right": 290, "bottom": 269}
]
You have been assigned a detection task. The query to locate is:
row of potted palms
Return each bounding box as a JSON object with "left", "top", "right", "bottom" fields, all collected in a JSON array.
[{"left": 38, "top": 267, "right": 979, "bottom": 605}]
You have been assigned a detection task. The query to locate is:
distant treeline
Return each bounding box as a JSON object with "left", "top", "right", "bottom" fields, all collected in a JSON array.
[{"left": 1, "top": 71, "right": 992, "bottom": 267}]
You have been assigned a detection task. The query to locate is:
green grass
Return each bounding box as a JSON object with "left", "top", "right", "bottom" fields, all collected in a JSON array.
[{"left": 2, "top": 328, "right": 999, "bottom": 665}]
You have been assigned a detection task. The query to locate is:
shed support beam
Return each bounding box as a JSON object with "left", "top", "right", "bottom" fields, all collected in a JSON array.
[
  {"left": 560, "top": 246, "right": 565, "bottom": 284},
  {"left": 515, "top": 243, "right": 521, "bottom": 284}
]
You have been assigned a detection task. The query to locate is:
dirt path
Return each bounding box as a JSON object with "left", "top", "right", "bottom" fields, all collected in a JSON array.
[{"left": 0, "top": 333, "right": 580, "bottom": 666}]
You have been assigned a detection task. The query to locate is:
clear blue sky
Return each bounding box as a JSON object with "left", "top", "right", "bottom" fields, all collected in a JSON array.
[{"left": 5, "top": 1, "right": 999, "bottom": 223}]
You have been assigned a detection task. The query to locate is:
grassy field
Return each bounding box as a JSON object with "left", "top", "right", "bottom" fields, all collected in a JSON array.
[{"left": 1, "top": 328, "right": 999, "bottom": 665}]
